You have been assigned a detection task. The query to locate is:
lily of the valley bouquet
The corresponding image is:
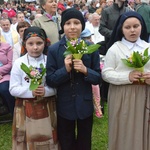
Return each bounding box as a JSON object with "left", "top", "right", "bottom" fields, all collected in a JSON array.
[
  {"left": 21, "top": 63, "right": 46, "bottom": 90},
  {"left": 122, "top": 48, "right": 150, "bottom": 81},
  {"left": 63, "top": 38, "right": 100, "bottom": 59}
]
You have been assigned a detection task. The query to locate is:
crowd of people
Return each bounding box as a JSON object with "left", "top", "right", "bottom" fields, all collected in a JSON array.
[{"left": 0, "top": 0, "right": 150, "bottom": 150}]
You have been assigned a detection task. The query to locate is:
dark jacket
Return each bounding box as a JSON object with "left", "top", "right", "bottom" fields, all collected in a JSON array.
[
  {"left": 46, "top": 36, "right": 101, "bottom": 120},
  {"left": 99, "top": 3, "right": 128, "bottom": 44},
  {"left": 136, "top": 3, "right": 150, "bottom": 34}
]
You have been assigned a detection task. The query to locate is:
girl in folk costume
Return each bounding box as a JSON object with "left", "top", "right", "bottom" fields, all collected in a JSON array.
[{"left": 9, "top": 26, "right": 59, "bottom": 150}]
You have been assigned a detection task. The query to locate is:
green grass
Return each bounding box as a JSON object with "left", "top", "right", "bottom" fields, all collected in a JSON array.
[
  {"left": 0, "top": 114, "right": 12, "bottom": 150},
  {"left": 0, "top": 103, "right": 108, "bottom": 150},
  {"left": 92, "top": 103, "right": 108, "bottom": 150}
]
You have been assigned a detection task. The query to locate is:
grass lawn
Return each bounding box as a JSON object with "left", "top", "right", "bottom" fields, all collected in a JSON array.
[
  {"left": 0, "top": 103, "right": 108, "bottom": 150},
  {"left": 92, "top": 103, "right": 108, "bottom": 150}
]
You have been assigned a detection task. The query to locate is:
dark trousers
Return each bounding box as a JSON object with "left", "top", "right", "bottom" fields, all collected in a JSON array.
[
  {"left": 57, "top": 115, "right": 93, "bottom": 150},
  {"left": 0, "top": 81, "right": 15, "bottom": 115}
]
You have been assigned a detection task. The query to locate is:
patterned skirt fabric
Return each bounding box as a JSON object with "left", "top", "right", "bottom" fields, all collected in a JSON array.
[{"left": 12, "top": 96, "right": 60, "bottom": 150}]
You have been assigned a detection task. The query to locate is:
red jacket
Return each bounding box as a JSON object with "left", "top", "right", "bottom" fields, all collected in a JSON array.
[
  {"left": 57, "top": 2, "right": 66, "bottom": 11},
  {"left": 3, "top": 9, "right": 16, "bottom": 18}
]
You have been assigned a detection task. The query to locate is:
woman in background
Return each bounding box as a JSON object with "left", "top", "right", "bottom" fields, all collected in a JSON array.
[
  {"left": 0, "top": 31, "right": 15, "bottom": 116},
  {"left": 32, "top": 0, "right": 61, "bottom": 44}
]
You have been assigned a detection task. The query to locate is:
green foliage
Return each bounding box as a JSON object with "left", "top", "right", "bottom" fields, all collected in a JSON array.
[
  {"left": 0, "top": 114, "right": 12, "bottom": 150},
  {"left": 122, "top": 48, "right": 150, "bottom": 68},
  {"left": 21, "top": 63, "right": 46, "bottom": 91},
  {"left": 63, "top": 38, "right": 100, "bottom": 58},
  {"left": 92, "top": 103, "right": 108, "bottom": 150}
]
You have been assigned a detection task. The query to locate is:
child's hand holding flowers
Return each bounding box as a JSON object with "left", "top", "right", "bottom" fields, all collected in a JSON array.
[
  {"left": 64, "top": 38, "right": 100, "bottom": 73},
  {"left": 64, "top": 55, "right": 73, "bottom": 73},
  {"left": 122, "top": 48, "right": 150, "bottom": 82},
  {"left": 32, "top": 85, "right": 45, "bottom": 97},
  {"left": 129, "top": 70, "right": 142, "bottom": 82},
  {"left": 73, "top": 59, "right": 87, "bottom": 75},
  {"left": 142, "top": 72, "right": 150, "bottom": 84}
]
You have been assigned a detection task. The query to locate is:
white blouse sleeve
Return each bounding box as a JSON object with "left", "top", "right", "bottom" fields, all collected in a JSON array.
[{"left": 102, "top": 44, "right": 132, "bottom": 85}]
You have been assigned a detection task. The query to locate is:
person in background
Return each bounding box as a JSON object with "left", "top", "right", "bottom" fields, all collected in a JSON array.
[
  {"left": 35, "top": 13, "right": 43, "bottom": 19},
  {"left": 106, "top": 0, "right": 114, "bottom": 7},
  {"left": 0, "top": 18, "right": 19, "bottom": 47},
  {"left": 79, "top": 3, "right": 87, "bottom": 14},
  {"left": 99, "top": 0, "right": 131, "bottom": 52},
  {"left": 136, "top": 0, "right": 150, "bottom": 42},
  {"left": 127, "top": 0, "right": 135, "bottom": 10},
  {"left": 46, "top": 8, "right": 101, "bottom": 150},
  {"left": 57, "top": 8, "right": 63, "bottom": 16},
  {"left": 10, "top": 16, "right": 17, "bottom": 31},
  {"left": 102, "top": 11, "right": 150, "bottom": 150},
  {"left": 1, "top": 12, "right": 9, "bottom": 19},
  {"left": 2, "top": 3, "right": 16, "bottom": 19},
  {"left": 11, "top": 11, "right": 26, "bottom": 31},
  {"left": 32, "top": 0, "right": 60, "bottom": 44},
  {"left": 66, "top": 1, "right": 74, "bottom": 9},
  {"left": 0, "top": 30, "right": 15, "bottom": 116},
  {"left": 96, "top": 0, "right": 106, "bottom": 15},
  {"left": 13, "top": 21, "right": 31, "bottom": 63},
  {"left": 36, "top": 7, "right": 44, "bottom": 14},
  {"left": 135, "top": 0, "right": 141, "bottom": 10},
  {"left": 73, "top": 3, "right": 80, "bottom": 10},
  {"left": 28, "top": 14, "right": 35, "bottom": 25},
  {"left": 9, "top": 26, "right": 59, "bottom": 150},
  {"left": 88, "top": 0, "right": 99, "bottom": 13},
  {"left": 83, "top": 11, "right": 90, "bottom": 22},
  {"left": 86, "top": 13, "right": 104, "bottom": 44},
  {"left": 81, "top": 28, "right": 103, "bottom": 118},
  {"left": 57, "top": 0, "right": 66, "bottom": 11}
]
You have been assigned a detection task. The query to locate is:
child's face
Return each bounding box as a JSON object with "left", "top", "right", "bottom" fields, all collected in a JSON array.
[
  {"left": 122, "top": 17, "right": 141, "bottom": 43},
  {"left": 25, "top": 37, "right": 45, "bottom": 58},
  {"left": 64, "top": 18, "right": 82, "bottom": 40},
  {"left": 19, "top": 27, "right": 28, "bottom": 39}
]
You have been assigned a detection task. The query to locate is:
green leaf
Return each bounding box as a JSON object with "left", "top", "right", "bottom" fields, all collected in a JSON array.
[
  {"left": 122, "top": 59, "right": 135, "bottom": 67},
  {"left": 29, "top": 81, "right": 39, "bottom": 90},
  {"left": 63, "top": 50, "right": 73, "bottom": 57},
  {"left": 133, "top": 51, "right": 143, "bottom": 67},
  {"left": 41, "top": 68, "right": 46, "bottom": 76},
  {"left": 40, "top": 63, "right": 46, "bottom": 76},
  {"left": 72, "top": 54, "right": 83, "bottom": 59},
  {"left": 20, "top": 63, "right": 31, "bottom": 77},
  {"left": 63, "top": 39, "right": 101, "bottom": 57},
  {"left": 143, "top": 48, "right": 149, "bottom": 56},
  {"left": 86, "top": 44, "right": 100, "bottom": 54},
  {"left": 67, "top": 41, "right": 76, "bottom": 53},
  {"left": 40, "top": 63, "right": 44, "bottom": 69}
]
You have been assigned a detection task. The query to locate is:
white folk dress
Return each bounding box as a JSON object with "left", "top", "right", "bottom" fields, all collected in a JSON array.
[{"left": 10, "top": 54, "right": 59, "bottom": 150}]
